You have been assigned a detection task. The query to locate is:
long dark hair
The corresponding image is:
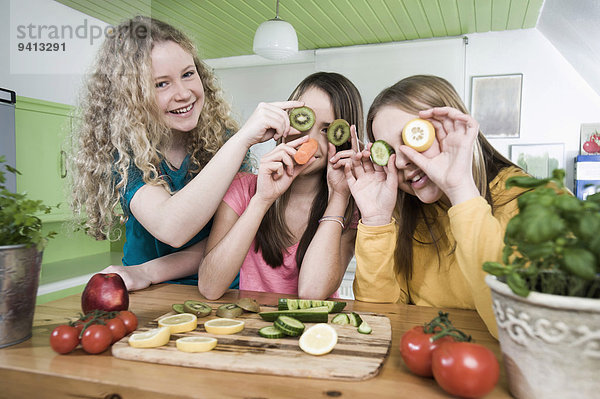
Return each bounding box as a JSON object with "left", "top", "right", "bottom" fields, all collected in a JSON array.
[
  {"left": 366, "top": 75, "right": 518, "bottom": 281},
  {"left": 255, "top": 72, "right": 364, "bottom": 268}
]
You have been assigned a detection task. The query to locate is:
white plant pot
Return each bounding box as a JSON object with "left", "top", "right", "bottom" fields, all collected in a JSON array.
[{"left": 486, "top": 274, "right": 600, "bottom": 399}]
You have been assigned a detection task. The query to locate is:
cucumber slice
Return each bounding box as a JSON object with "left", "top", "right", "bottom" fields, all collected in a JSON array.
[
  {"left": 183, "top": 300, "right": 212, "bottom": 318},
  {"left": 277, "top": 298, "right": 345, "bottom": 313},
  {"left": 357, "top": 320, "right": 372, "bottom": 334},
  {"left": 348, "top": 312, "right": 363, "bottom": 327},
  {"left": 274, "top": 316, "right": 305, "bottom": 336},
  {"left": 172, "top": 304, "right": 185, "bottom": 314},
  {"left": 323, "top": 300, "right": 347, "bottom": 313},
  {"left": 258, "top": 325, "right": 286, "bottom": 339},
  {"left": 287, "top": 299, "right": 299, "bottom": 310},
  {"left": 331, "top": 313, "right": 349, "bottom": 325},
  {"left": 370, "top": 140, "right": 394, "bottom": 166},
  {"left": 299, "top": 299, "right": 312, "bottom": 309},
  {"left": 259, "top": 309, "right": 329, "bottom": 323}
]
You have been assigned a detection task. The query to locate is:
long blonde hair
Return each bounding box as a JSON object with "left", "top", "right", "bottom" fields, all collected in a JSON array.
[
  {"left": 366, "top": 75, "right": 518, "bottom": 281},
  {"left": 69, "top": 16, "right": 239, "bottom": 240}
]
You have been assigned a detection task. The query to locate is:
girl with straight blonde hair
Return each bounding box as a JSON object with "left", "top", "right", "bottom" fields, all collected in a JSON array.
[{"left": 344, "top": 75, "right": 529, "bottom": 337}]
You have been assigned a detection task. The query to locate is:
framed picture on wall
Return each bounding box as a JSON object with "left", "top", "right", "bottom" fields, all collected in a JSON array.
[
  {"left": 509, "top": 143, "right": 564, "bottom": 179},
  {"left": 580, "top": 123, "right": 600, "bottom": 155},
  {"left": 470, "top": 74, "right": 523, "bottom": 138}
]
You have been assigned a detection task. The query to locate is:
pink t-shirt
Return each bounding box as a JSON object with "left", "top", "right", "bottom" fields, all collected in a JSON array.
[{"left": 222, "top": 172, "right": 355, "bottom": 297}]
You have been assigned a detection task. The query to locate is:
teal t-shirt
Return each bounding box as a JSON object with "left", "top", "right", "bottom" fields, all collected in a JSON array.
[{"left": 119, "top": 155, "right": 239, "bottom": 288}]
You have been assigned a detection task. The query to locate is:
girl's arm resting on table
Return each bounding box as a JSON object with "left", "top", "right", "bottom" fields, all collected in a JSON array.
[
  {"left": 353, "top": 219, "right": 409, "bottom": 303},
  {"left": 298, "top": 192, "right": 355, "bottom": 299},
  {"left": 100, "top": 239, "right": 206, "bottom": 291},
  {"left": 197, "top": 196, "right": 271, "bottom": 300}
]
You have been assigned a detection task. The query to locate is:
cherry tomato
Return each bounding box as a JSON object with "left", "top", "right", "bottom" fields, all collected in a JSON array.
[
  {"left": 80, "top": 324, "right": 112, "bottom": 354},
  {"left": 116, "top": 310, "right": 138, "bottom": 333},
  {"left": 399, "top": 326, "right": 454, "bottom": 377},
  {"left": 105, "top": 317, "right": 127, "bottom": 343},
  {"left": 432, "top": 341, "right": 500, "bottom": 398},
  {"left": 50, "top": 325, "right": 80, "bottom": 354}
]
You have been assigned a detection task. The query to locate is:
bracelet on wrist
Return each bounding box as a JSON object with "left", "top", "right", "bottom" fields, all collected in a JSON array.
[{"left": 318, "top": 216, "right": 345, "bottom": 229}]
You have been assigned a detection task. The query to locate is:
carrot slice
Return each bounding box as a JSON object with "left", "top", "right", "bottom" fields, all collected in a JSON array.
[{"left": 293, "top": 138, "right": 319, "bottom": 165}]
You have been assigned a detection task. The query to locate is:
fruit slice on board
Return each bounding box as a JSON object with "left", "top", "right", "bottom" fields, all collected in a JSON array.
[
  {"left": 299, "top": 323, "right": 338, "bottom": 356},
  {"left": 370, "top": 140, "right": 394, "bottom": 166},
  {"left": 327, "top": 119, "right": 350, "bottom": 146},
  {"left": 204, "top": 318, "right": 245, "bottom": 335},
  {"left": 183, "top": 300, "right": 212, "bottom": 318},
  {"left": 289, "top": 106, "right": 316, "bottom": 132},
  {"left": 158, "top": 313, "right": 198, "bottom": 334},
  {"left": 402, "top": 118, "right": 435, "bottom": 152},
  {"left": 175, "top": 336, "right": 217, "bottom": 353},
  {"left": 128, "top": 327, "right": 171, "bottom": 348}
]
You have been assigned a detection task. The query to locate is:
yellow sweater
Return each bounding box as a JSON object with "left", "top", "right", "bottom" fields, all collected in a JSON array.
[{"left": 353, "top": 167, "right": 528, "bottom": 338}]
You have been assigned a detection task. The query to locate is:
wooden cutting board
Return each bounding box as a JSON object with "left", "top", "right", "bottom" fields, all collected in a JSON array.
[{"left": 112, "top": 307, "right": 392, "bottom": 381}]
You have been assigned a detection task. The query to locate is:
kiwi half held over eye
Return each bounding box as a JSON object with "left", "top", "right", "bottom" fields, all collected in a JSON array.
[
  {"left": 327, "top": 119, "right": 350, "bottom": 146},
  {"left": 289, "top": 106, "right": 316, "bottom": 132}
]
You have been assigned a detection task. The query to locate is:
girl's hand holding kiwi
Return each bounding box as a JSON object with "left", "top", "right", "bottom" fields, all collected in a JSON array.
[
  {"left": 255, "top": 136, "right": 315, "bottom": 206},
  {"left": 344, "top": 144, "right": 399, "bottom": 227},
  {"left": 328, "top": 124, "right": 360, "bottom": 199},
  {"left": 400, "top": 107, "right": 481, "bottom": 206},
  {"left": 238, "top": 101, "right": 305, "bottom": 146}
]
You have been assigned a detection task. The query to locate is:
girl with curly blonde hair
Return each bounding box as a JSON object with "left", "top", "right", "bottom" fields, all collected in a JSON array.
[{"left": 70, "top": 16, "right": 302, "bottom": 289}]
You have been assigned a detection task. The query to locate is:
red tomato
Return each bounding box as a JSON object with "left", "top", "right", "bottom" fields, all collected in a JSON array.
[
  {"left": 80, "top": 324, "right": 112, "bottom": 354},
  {"left": 116, "top": 310, "right": 138, "bottom": 334},
  {"left": 399, "top": 326, "right": 454, "bottom": 377},
  {"left": 432, "top": 341, "right": 500, "bottom": 398},
  {"left": 50, "top": 325, "right": 80, "bottom": 354},
  {"left": 105, "top": 317, "right": 127, "bottom": 343}
]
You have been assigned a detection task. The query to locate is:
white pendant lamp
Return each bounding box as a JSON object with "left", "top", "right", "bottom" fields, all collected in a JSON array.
[{"left": 253, "top": 0, "right": 298, "bottom": 60}]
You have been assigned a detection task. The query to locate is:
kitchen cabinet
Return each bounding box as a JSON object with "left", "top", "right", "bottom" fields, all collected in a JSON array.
[{"left": 14, "top": 96, "right": 116, "bottom": 301}]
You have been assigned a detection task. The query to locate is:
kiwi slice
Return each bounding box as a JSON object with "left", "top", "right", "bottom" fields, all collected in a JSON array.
[
  {"left": 289, "top": 106, "right": 315, "bottom": 132},
  {"left": 236, "top": 297, "right": 260, "bottom": 313},
  {"left": 327, "top": 119, "right": 350, "bottom": 146},
  {"left": 216, "top": 303, "right": 243, "bottom": 318},
  {"left": 183, "top": 300, "right": 212, "bottom": 318}
]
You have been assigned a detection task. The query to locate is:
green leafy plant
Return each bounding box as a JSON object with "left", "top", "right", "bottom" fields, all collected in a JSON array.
[
  {"left": 483, "top": 169, "right": 600, "bottom": 298},
  {"left": 0, "top": 156, "right": 56, "bottom": 249}
]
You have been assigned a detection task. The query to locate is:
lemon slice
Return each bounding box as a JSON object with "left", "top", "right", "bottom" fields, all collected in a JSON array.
[
  {"left": 158, "top": 313, "right": 198, "bottom": 334},
  {"left": 175, "top": 336, "right": 218, "bottom": 353},
  {"left": 298, "top": 323, "right": 338, "bottom": 356},
  {"left": 402, "top": 118, "right": 435, "bottom": 152},
  {"left": 128, "top": 326, "right": 171, "bottom": 348},
  {"left": 204, "top": 318, "right": 245, "bottom": 335}
]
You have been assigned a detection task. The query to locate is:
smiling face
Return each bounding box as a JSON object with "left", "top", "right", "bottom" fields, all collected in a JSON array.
[
  {"left": 287, "top": 87, "right": 334, "bottom": 175},
  {"left": 151, "top": 41, "right": 204, "bottom": 134},
  {"left": 372, "top": 105, "right": 444, "bottom": 204}
]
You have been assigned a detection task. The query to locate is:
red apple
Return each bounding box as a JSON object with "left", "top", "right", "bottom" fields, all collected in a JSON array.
[{"left": 81, "top": 273, "right": 129, "bottom": 314}]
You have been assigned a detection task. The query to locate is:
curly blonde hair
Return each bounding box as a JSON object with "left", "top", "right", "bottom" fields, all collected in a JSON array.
[{"left": 69, "top": 16, "right": 239, "bottom": 240}]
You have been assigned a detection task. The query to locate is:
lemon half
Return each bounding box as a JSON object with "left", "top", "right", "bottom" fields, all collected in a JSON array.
[
  {"left": 158, "top": 313, "right": 198, "bottom": 334},
  {"left": 175, "top": 336, "right": 218, "bottom": 353},
  {"left": 204, "top": 318, "right": 245, "bottom": 335},
  {"left": 402, "top": 118, "right": 435, "bottom": 152},
  {"left": 128, "top": 326, "right": 171, "bottom": 348},
  {"left": 298, "top": 323, "right": 338, "bottom": 356}
]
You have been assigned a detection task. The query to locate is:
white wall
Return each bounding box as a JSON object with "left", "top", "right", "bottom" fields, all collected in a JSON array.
[
  {"left": 3, "top": 1, "right": 600, "bottom": 191},
  {"left": 0, "top": 0, "right": 108, "bottom": 105}
]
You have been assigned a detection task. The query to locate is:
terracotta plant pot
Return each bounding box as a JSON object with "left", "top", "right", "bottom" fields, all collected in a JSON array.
[
  {"left": 486, "top": 274, "right": 600, "bottom": 399},
  {"left": 0, "top": 244, "right": 43, "bottom": 348}
]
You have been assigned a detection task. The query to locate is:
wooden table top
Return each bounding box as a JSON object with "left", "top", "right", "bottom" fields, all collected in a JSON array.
[{"left": 0, "top": 284, "right": 511, "bottom": 398}]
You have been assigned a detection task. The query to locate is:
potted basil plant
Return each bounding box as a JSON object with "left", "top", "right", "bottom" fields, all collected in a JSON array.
[
  {"left": 0, "top": 156, "right": 56, "bottom": 348},
  {"left": 483, "top": 169, "right": 600, "bottom": 399}
]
